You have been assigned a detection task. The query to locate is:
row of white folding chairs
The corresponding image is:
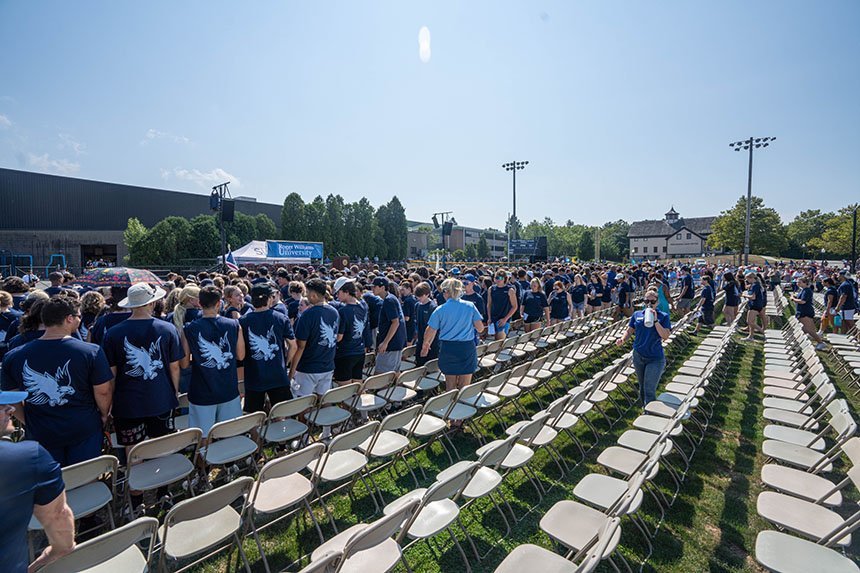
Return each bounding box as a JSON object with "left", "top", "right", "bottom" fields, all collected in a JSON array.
[{"left": 754, "top": 316, "right": 860, "bottom": 572}]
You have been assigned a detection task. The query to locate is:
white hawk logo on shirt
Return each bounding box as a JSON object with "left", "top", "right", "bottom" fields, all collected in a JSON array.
[
  {"left": 22, "top": 360, "right": 76, "bottom": 406},
  {"left": 124, "top": 337, "right": 164, "bottom": 380},
  {"left": 351, "top": 315, "right": 365, "bottom": 340},
  {"left": 197, "top": 332, "right": 233, "bottom": 370},
  {"left": 248, "top": 326, "right": 278, "bottom": 361},
  {"left": 318, "top": 319, "right": 337, "bottom": 348}
]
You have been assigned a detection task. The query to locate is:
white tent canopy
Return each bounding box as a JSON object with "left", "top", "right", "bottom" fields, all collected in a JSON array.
[{"left": 230, "top": 241, "right": 312, "bottom": 265}]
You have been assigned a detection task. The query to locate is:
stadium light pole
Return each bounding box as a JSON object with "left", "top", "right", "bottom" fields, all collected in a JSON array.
[
  {"left": 502, "top": 161, "right": 528, "bottom": 240},
  {"left": 729, "top": 137, "right": 774, "bottom": 266},
  {"left": 211, "top": 181, "right": 231, "bottom": 272},
  {"left": 852, "top": 206, "right": 857, "bottom": 273}
]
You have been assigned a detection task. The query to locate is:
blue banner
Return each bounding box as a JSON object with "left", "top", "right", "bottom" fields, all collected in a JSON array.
[{"left": 266, "top": 241, "right": 324, "bottom": 259}]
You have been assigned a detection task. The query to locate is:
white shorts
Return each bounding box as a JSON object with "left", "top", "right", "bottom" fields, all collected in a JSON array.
[
  {"left": 292, "top": 371, "right": 333, "bottom": 397},
  {"left": 189, "top": 396, "right": 242, "bottom": 438},
  {"left": 841, "top": 309, "right": 856, "bottom": 321}
]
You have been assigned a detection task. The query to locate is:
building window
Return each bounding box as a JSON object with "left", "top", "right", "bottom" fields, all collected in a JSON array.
[
  {"left": 633, "top": 247, "right": 638, "bottom": 253},
  {"left": 663, "top": 246, "right": 667, "bottom": 253},
  {"left": 653, "top": 246, "right": 658, "bottom": 253},
  {"left": 676, "top": 233, "right": 681, "bottom": 239},
  {"left": 686, "top": 232, "right": 691, "bottom": 240}
]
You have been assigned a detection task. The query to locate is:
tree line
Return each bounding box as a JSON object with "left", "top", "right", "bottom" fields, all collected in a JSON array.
[
  {"left": 502, "top": 215, "right": 631, "bottom": 262},
  {"left": 123, "top": 194, "right": 408, "bottom": 266}
]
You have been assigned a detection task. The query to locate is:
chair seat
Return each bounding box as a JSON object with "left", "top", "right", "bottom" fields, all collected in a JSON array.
[
  {"left": 461, "top": 393, "right": 501, "bottom": 409},
  {"left": 263, "top": 419, "right": 308, "bottom": 443},
  {"left": 761, "top": 440, "right": 831, "bottom": 472},
  {"left": 412, "top": 414, "right": 446, "bottom": 436},
  {"left": 127, "top": 454, "right": 194, "bottom": 491},
  {"left": 573, "top": 473, "right": 644, "bottom": 514},
  {"left": 435, "top": 402, "right": 477, "bottom": 422},
  {"left": 359, "top": 430, "right": 410, "bottom": 458},
  {"left": 664, "top": 383, "right": 704, "bottom": 397},
  {"left": 69, "top": 545, "right": 148, "bottom": 573},
  {"left": 159, "top": 505, "right": 241, "bottom": 559},
  {"left": 550, "top": 412, "right": 580, "bottom": 431},
  {"left": 476, "top": 440, "right": 534, "bottom": 469},
  {"left": 313, "top": 406, "right": 351, "bottom": 426},
  {"left": 29, "top": 482, "right": 112, "bottom": 530},
  {"left": 760, "top": 464, "right": 842, "bottom": 507},
  {"left": 756, "top": 492, "right": 850, "bottom": 546},
  {"left": 313, "top": 450, "right": 368, "bottom": 482},
  {"left": 763, "top": 386, "right": 810, "bottom": 401},
  {"left": 517, "top": 376, "right": 540, "bottom": 389},
  {"left": 436, "top": 461, "right": 502, "bottom": 499},
  {"left": 597, "top": 446, "right": 647, "bottom": 477},
  {"left": 203, "top": 436, "right": 258, "bottom": 465},
  {"left": 617, "top": 430, "right": 672, "bottom": 454},
  {"left": 404, "top": 376, "right": 442, "bottom": 391},
  {"left": 378, "top": 385, "right": 418, "bottom": 403},
  {"left": 252, "top": 473, "right": 313, "bottom": 514},
  {"left": 540, "top": 500, "right": 621, "bottom": 554},
  {"left": 310, "top": 523, "right": 402, "bottom": 573},
  {"left": 349, "top": 394, "right": 388, "bottom": 412},
  {"left": 762, "top": 377, "right": 807, "bottom": 390},
  {"left": 383, "top": 491, "right": 459, "bottom": 539},
  {"left": 493, "top": 544, "right": 578, "bottom": 573},
  {"left": 506, "top": 422, "right": 558, "bottom": 447},
  {"left": 762, "top": 397, "right": 812, "bottom": 415},
  {"left": 632, "top": 415, "right": 683, "bottom": 436},
  {"left": 762, "top": 425, "right": 825, "bottom": 451},
  {"left": 762, "top": 408, "right": 819, "bottom": 430},
  {"left": 755, "top": 530, "right": 859, "bottom": 573}
]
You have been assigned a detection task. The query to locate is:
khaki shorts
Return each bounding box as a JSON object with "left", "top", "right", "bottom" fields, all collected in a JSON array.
[{"left": 676, "top": 299, "right": 693, "bottom": 310}]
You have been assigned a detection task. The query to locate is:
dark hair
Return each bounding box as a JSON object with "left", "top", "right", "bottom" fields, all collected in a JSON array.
[
  {"left": 400, "top": 279, "right": 413, "bottom": 291},
  {"left": 339, "top": 281, "right": 357, "bottom": 297},
  {"left": 109, "top": 286, "right": 129, "bottom": 310},
  {"left": 2, "top": 276, "right": 29, "bottom": 294},
  {"left": 306, "top": 278, "right": 327, "bottom": 297},
  {"left": 237, "top": 268, "right": 249, "bottom": 278},
  {"left": 20, "top": 299, "right": 48, "bottom": 333},
  {"left": 199, "top": 286, "right": 222, "bottom": 309},
  {"left": 723, "top": 272, "right": 735, "bottom": 283},
  {"left": 41, "top": 294, "right": 81, "bottom": 327},
  {"left": 48, "top": 271, "right": 64, "bottom": 283},
  {"left": 415, "top": 282, "right": 431, "bottom": 298}
]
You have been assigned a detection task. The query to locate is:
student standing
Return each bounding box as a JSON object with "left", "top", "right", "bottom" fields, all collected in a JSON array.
[
  {"left": 399, "top": 280, "right": 417, "bottom": 344},
  {"left": 486, "top": 271, "right": 517, "bottom": 340},
  {"left": 181, "top": 286, "right": 245, "bottom": 439},
  {"left": 616, "top": 289, "right": 672, "bottom": 405},
  {"left": 520, "top": 278, "right": 550, "bottom": 332},
  {"left": 790, "top": 277, "right": 826, "bottom": 349},
  {"left": 239, "top": 284, "right": 296, "bottom": 412},
  {"left": 333, "top": 278, "right": 368, "bottom": 386},
  {"left": 548, "top": 281, "right": 573, "bottom": 324},
  {"left": 290, "top": 279, "right": 339, "bottom": 401},
  {"left": 835, "top": 271, "right": 857, "bottom": 334},
  {"left": 372, "top": 277, "right": 407, "bottom": 374},
  {"left": 741, "top": 273, "right": 765, "bottom": 339},
  {"left": 569, "top": 274, "right": 587, "bottom": 318},
  {"left": 722, "top": 271, "right": 740, "bottom": 325},
  {"left": 414, "top": 283, "right": 439, "bottom": 367}
]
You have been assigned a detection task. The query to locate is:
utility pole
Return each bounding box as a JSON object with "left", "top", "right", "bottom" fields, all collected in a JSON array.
[
  {"left": 852, "top": 206, "right": 857, "bottom": 273},
  {"left": 210, "top": 182, "right": 231, "bottom": 272},
  {"left": 729, "top": 137, "right": 775, "bottom": 265},
  {"left": 502, "top": 161, "right": 529, "bottom": 241}
]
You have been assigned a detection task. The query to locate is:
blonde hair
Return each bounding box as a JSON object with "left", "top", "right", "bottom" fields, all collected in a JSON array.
[
  {"left": 530, "top": 278, "right": 542, "bottom": 290},
  {"left": 440, "top": 278, "right": 464, "bottom": 300},
  {"left": 0, "top": 291, "right": 12, "bottom": 308},
  {"left": 80, "top": 291, "right": 105, "bottom": 317},
  {"left": 173, "top": 285, "right": 201, "bottom": 330}
]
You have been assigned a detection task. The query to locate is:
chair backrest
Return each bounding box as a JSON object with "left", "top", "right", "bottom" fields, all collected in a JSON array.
[
  {"left": 829, "top": 412, "right": 857, "bottom": 440},
  {"left": 328, "top": 421, "right": 380, "bottom": 453},
  {"left": 423, "top": 389, "right": 458, "bottom": 415},
  {"left": 528, "top": 356, "right": 547, "bottom": 371},
  {"left": 299, "top": 550, "right": 342, "bottom": 573},
  {"left": 177, "top": 393, "right": 189, "bottom": 409},
  {"left": 819, "top": 496, "right": 860, "bottom": 547},
  {"left": 456, "top": 381, "right": 487, "bottom": 405},
  {"left": 401, "top": 345, "right": 416, "bottom": 359},
  {"left": 343, "top": 498, "right": 420, "bottom": 559},
  {"left": 62, "top": 454, "right": 118, "bottom": 491},
  {"left": 269, "top": 395, "right": 317, "bottom": 420},
  {"left": 484, "top": 371, "right": 511, "bottom": 391},
  {"left": 37, "top": 517, "right": 159, "bottom": 573},
  {"left": 507, "top": 362, "right": 530, "bottom": 381},
  {"left": 209, "top": 411, "right": 266, "bottom": 440},
  {"left": 423, "top": 461, "right": 479, "bottom": 504},
  {"left": 486, "top": 339, "right": 504, "bottom": 354},
  {"left": 320, "top": 382, "right": 361, "bottom": 406},
  {"left": 397, "top": 366, "right": 426, "bottom": 386},
  {"left": 574, "top": 517, "right": 622, "bottom": 573},
  {"left": 516, "top": 412, "right": 550, "bottom": 446},
  {"left": 842, "top": 437, "right": 860, "bottom": 465},
  {"left": 422, "top": 358, "right": 440, "bottom": 374},
  {"left": 127, "top": 427, "right": 202, "bottom": 465},
  {"left": 477, "top": 434, "right": 519, "bottom": 470},
  {"left": 362, "top": 372, "right": 396, "bottom": 393},
  {"left": 164, "top": 476, "right": 253, "bottom": 529},
  {"left": 544, "top": 394, "right": 572, "bottom": 422},
  {"left": 257, "top": 443, "right": 325, "bottom": 486},
  {"left": 379, "top": 404, "right": 423, "bottom": 433}
]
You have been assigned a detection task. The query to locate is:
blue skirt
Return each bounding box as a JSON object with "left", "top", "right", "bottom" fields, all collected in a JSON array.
[{"left": 438, "top": 340, "right": 478, "bottom": 375}]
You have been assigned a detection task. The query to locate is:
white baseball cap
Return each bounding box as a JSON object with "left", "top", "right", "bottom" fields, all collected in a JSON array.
[
  {"left": 333, "top": 276, "right": 354, "bottom": 294},
  {"left": 118, "top": 283, "right": 166, "bottom": 308}
]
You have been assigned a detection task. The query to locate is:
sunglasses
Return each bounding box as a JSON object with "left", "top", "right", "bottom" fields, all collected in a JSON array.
[{"left": 644, "top": 299, "right": 657, "bottom": 305}]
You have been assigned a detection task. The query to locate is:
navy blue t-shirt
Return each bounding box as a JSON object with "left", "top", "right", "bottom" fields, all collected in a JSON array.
[
  {"left": 570, "top": 284, "right": 587, "bottom": 304},
  {"left": 521, "top": 290, "right": 548, "bottom": 322},
  {"left": 489, "top": 285, "right": 514, "bottom": 323},
  {"left": 336, "top": 302, "right": 369, "bottom": 358},
  {"left": 415, "top": 300, "right": 440, "bottom": 355},
  {"left": 549, "top": 291, "right": 570, "bottom": 319},
  {"left": 103, "top": 318, "right": 184, "bottom": 418},
  {"left": 12, "top": 294, "right": 27, "bottom": 311},
  {"left": 89, "top": 311, "right": 132, "bottom": 346},
  {"left": 166, "top": 308, "right": 202, "bottom": 328},
  {"left": 401, "top": 294, "right": 417, "bottom": 342},
  {"left": 618, "top": 282, "right": 634, "bottom": 307},
  {"left": 462, "top": 292, "right": 486, "bottom": 322},
  {"left": 286, "top": 298, "right": 301, "bottom": 321},
  {"left": 43, "top": 286, "right": 67, "bottom": 297},
  {"left": 680, "top": 275, "right": 695, "bottom": 299},
  {"left": 0, "top": 441, "right": 65, "bottom": 573},
  {"left": 748, "top": 282, "right": 764, "bottom": 310},
  {"left": 1, "top": 337, "right": 112, "bottom": 448},
  {"left": 587, "top": 282, "right": 603, "bottom": 306},
  {"left": 701, "top": 285, "right": 715, "bottom": 311},
  {"left": 295, "top": 303, "right": 339, "bottom": 373},
  {"left": 629, "top": 310, "right": 671, "bottom": 359},
  {"left": 795, "top": 287, "right": 814, "bottom": 318},
  {"left": 838, "top": 280, "right": 857, "bottom": 310},
  {"left": 362, "top": 292, "right": 384, "bottom": 329},
  {"left": 240, "top": 309, "right": 294, "bottom": 391},
  {"left": 184, "top": 315, "right": 240, "bottom": 406},
  {"left": 723, "top": 281, "right": 740, "bottom": 307},
  {"left": 377, "top": 293, "right": 407, "bottom": 351}
]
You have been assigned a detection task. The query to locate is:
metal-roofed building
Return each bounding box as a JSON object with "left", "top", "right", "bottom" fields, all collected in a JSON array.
[
  {"left": 627, "top": 207, "right": 716, "bottom": 260},
  {"left": 0, "top": 168, "right": 282, "bottom": 271}
]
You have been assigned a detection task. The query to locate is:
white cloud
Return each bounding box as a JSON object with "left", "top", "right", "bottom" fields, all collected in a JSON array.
[
  {"left": 141, "top": 128, "right": 191, "bottom": 145},
  {"left": 28, "top": 153, "right": 80, "bottom": 175},
  {"left": 165, "top": 167, "right": 241, "bottom": 188},
  {"left": 418, "top": 26, "right": 431, "bottom": 63},
  {"left": 0, "top": 113, "right": 11, "bottom": 128},
  {"left": 58, "top": 133, "right": 85, "bottom": 155}
]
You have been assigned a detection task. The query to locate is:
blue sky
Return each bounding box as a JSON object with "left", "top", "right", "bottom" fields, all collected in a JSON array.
[{"left": 1, "top": 1, "right": 858, "bottom": 230}]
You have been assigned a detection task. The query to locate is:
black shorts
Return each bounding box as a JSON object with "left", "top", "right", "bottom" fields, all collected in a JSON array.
[
  {"left": 114, "top": 412, "right": 173, "bottom": 446},
  {"left": 334, "top": 354, "right": 365, "bottom": 382},
  {"left": 243, "top": 386, "right": 293, "bottom": 413}
]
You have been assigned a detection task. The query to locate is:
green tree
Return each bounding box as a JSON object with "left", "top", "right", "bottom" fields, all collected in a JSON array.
[
  {"left": 599, "top": 220, "right": 631, "bottom": 262},
  {"left": 375, "top": 197, "right": 407, "bottom": 260},
  {"left": 123, "top": 218, "right": 148, "bottom": 264},
  {"left": 352, "top": 198, "right": 376, "bottom": 258},
  {"left": 810, "top": 204, "right": 859, "bottom": 258},
  {"left": 254, "top": 214, "right": 278, "bottom": 241},
  {"left": 452, "top": 249, "right": 466, "bottom": 261},
  {"left": 280, "top": 193, "right": 307, "bottom": 240},
  {"left": 225, "top": 212, "right": 258, "bottom": 251},
  {"left": 707, "top": 196, "right": 787, "bottom": 256},
  {"left": 134, "top": 216, "right": 192, "bottom": 265},
  {"left": 304, "top": 196, "right": 327, "bottom": 244},
  {"left": 371, "top": 216, "right": 388, "bottom": 260},
  {"left": 786, "top": 210, "right": 833, "bottom": 257},
  {"left": 324, "top": 194, "right": 346, "bottom": 255},
  {"left": 464, "top": 243, "right": 478, "bottom": 260},
  {"left": 577, "top": 228, "right": 595, "bottom": 261},
  {"left": 476, "top": 236, "right": 489, "bottom": 259},
  {"left": 505, "top": 215, "right": 523, "bottom": 240},
  {"left": 183, "top": 215, "right": 221, "bottom": 260}
]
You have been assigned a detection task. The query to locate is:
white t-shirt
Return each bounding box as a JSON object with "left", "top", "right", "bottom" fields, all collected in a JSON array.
[{"left": 22, "top": 273, "right": 39, "bottom": 284}]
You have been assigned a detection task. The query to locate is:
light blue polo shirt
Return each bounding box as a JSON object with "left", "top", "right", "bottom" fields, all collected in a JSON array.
[{"left": 428, "top": 298, "right": 483, "bottom": 342}]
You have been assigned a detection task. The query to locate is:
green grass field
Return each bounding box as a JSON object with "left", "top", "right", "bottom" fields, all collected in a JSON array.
[{"left": 192, "top": 317, "right": 860, "bottom": 573}]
